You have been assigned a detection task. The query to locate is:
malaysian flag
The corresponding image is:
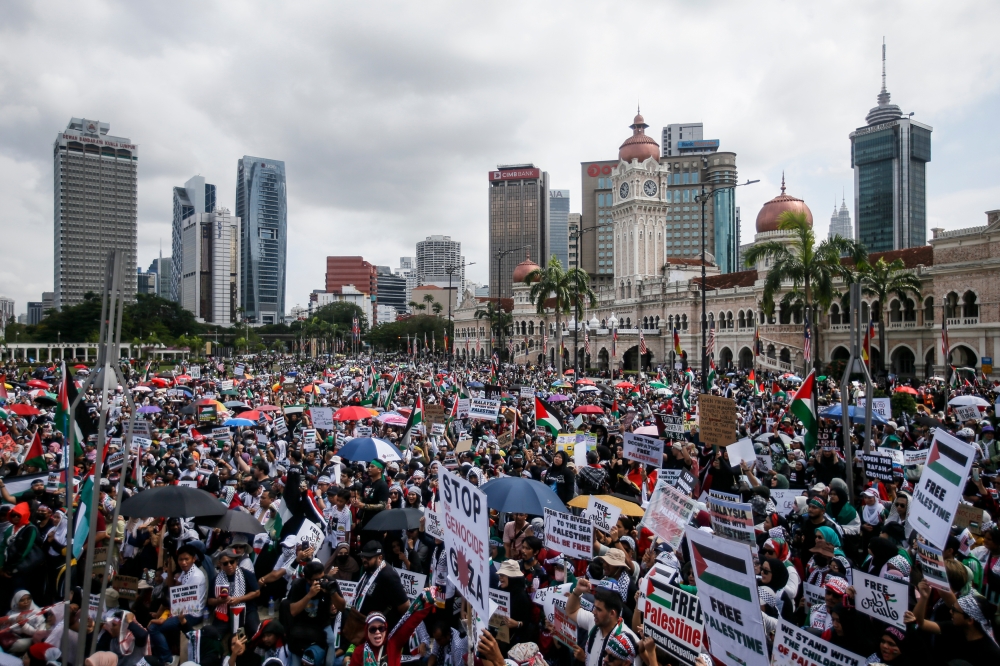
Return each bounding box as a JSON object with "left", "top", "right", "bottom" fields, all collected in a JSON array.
[
  {"left": 706, "top": 320, "right": 716, "bottom": 356},
  {"left": 639, "top": 328, "right": 647, "bottom": 355},
  {"left": 941, "top": 316, "right": 950, "bottom": 363},
  {"left": 542, "top": 331, "right": 548, "bottom": 355},
  {"left": 584, "top": 326, "right": 590, "bottom": 356},
  {"left": 753, "top": 325, "right": 762, "bottom": 357},
  {"left": 612, "top": 326, "right": 618, "bottom": 358},
  {"left": 352, "top": 317, "right": 360, "bottom": 341},
  {"left": 507, "top": 337, "right": 514, "bottom": 356},
  {"left": 803, "top": 313, "right": 812, "bottom": 363}
]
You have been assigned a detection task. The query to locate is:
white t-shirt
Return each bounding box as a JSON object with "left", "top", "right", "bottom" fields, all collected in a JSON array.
[
  {"left": 574, "top": 610, "right": 641, "bottom": 666},
  {"left": 326, "top": 505, "right": 353, "bottom": 547},
  {"left": 175, "top": 565, "right": 208, "bottom": 615}
]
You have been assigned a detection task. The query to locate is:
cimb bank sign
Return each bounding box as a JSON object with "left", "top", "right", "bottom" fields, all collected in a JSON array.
[{"left": 489, "top": 168, "right": 540, "bottom": 182}]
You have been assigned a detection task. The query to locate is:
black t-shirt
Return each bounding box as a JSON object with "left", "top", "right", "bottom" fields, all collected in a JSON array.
[
  {"left": 286, "top": 576, "right": 333, "bottom": 629},
  {"left": 359, "top": 565, "right": 409, "bottom": 629},
  {"left": 361, "top": 477, "right": 390, "bottom": 526},
  {"left": 936, "top": 622, "right": 1000, "bottom": 666}
]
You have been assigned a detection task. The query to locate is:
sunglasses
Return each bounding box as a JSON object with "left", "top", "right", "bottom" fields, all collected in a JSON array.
[
  {"left": 368, "top": 625, "right": 387, "bottom": 634},
  {"left": 220, "top": 560, "right": 236, "bottom": 566}
]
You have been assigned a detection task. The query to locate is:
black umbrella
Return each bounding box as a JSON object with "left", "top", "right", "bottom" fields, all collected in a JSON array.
[
  {"left": 362, "top": 508, "right": 423, "bottom": 531},
  {"left": 915, "top": 414, "right": 942, "bottom": 427},
  {"left": 480, "top": 476, "right": 568, "bottom": 515},
  {"left": 120, "top": 485, "right": 227, "bottom": 518},
  {"left": 196, "top": 509, "right": 266, "bottom": 534},
  {"left": 179, "top": 404, "right": 196, "bottom": 415}
]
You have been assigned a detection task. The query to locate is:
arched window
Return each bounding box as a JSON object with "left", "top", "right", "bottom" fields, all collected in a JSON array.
[
  {"left": 767, "top": 344, "right": 775, "bottom": 359},
  {"left": 861, "top": 301, "right": 870, "bottom": 323},
  {"left": 780, "top": 348, "right": 791, "bottom": 363},
  {"left": 924, "top": 297, "right": 934, "bottom": 324},
  {"left": 903, "top": 298, "right": 916, "bottom": 322},
  {"left": 748, "top": 311, "right": 755, "bottom": 327},
  {"left": 681, "top": 314, "right": 688, "bottom": 331},
  {"left": 738, "top": 311, "right": 746, "bottom": 329},
  {"left": 889, "top": 299, "right": 902, "bottom": 323},
  {"left": 528, "top": 321, "right": 534, "bottom": 335},
  {"left": 963, "top": 291, "right": 979, "bottom": 318},
  {"left": 625, "top": 317, "right": 631, "bottom": 328},
  {"left": 726, "top": 312, "right": 733, "bottom": 329},
  {"left": 654, "top": 316, "right": 660, "bottom": 328},
  {"left": 944, "top": 292, "right": 959, "bottom": 319},
  {"left": 829, "top": 304, "right": 841, "bottom": 326},
  {"left": 779, "top": 305, "right": 791, "bottom": 325},
  {"left": 601, "top": 319, "right": 607, "bottom": 328}
]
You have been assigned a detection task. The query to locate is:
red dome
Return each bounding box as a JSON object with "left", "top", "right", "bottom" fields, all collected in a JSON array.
[
  {"left": 755, "top": 175, "right": 813, "bottom": 233},
  {"left": 619, "top": 113, "right": 660, "bottom": 163},
  {"left": 512, "top": 253, "right": 541, "bottom": 284}
]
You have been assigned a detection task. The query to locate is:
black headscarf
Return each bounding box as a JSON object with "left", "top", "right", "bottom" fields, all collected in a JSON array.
[
  {"left": 866, "top": 536, "right": 898, "bottom": 575},
  {"left": 762, "top": 556, "right": 789, "bottom": 594}
]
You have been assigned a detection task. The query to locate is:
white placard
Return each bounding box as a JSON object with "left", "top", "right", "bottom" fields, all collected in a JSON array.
[
  {"left": 584, "top": 495, "right": 623, "bottom": 535},
  {"left": 904, "top": 448, "right": 928, "bottom": 466},
  {"left": 520, "top": 387, "right": 535, "bottom": 399},
  {"left": 641, "top": 479, "right": 697, "bottom": 549},
  {"left": 131, "top": 421, "right": 152, "bottom": 438},
  {"left": 212, "top": 427, "right": 232, "bottom": 442},
  {"left": 273, "top": 416, "right": 288, "bottom": 435},
  {"left": 642, "top": 568, "right": 705, "bottom": 666},
  {"left": 468, "top": 398, "right": 501, "bottom": 421},
  {"left": 355, "top": 425, "right": 372, "bottom": 438},
  {"left": 771, "top": 619, "right": 865, "bottom": 666},
  {"left": 310, "top": 407, "right": 335, "bottom": 430},
  {"left": 234, "top": 364, "right": 245, "bottom": 377},
  {"left": 424, "top": 506, "right": 444, "bottom": 540},
  {"left": 394, "top": 568, "right": 427, "bottom": 599},
  {"left": 296, "top": 518, "right": 325, "bottom": 551},
  {"left": 910, "top": 429, "right": 975, "bottom": 547},
  {"left": 707, "top": 495, "right": 757, "bottom": 552},
  {"left": 853, "top": 570, "right": 907, "bottom": 629},
  {"left": 623, "top": 432, "right": 665, "bottom": 466},
  {"left": 877, "top": 446, "right": 905, "bottom": 466},
  {"left": 726, "top": 437, "right": 757, "bottom": 468},
  {"left": 855, "top": 397, "right": 892, "bottom": 420},
  {"left": 170, "top": 584, "right": 202, "bottom": 616},
  {"left": 915, "top": 541, "right": 951, "bottom": 592},
  {"left": 489, "top": 588, "right": 511, "bottom": 618},
  {"left": 221, "top": 380, "right": 234, "bottom": 391},
  {"left": 542, "top": 508, "right": 594, "bottom": 559},
  {"left": 769, "top": 489, "right": 803, "bottom": 516},
  {"left": 457, "top": 398, "right": 470, "bottom": 419},
  {"left": 338, "top": 580, "right": 358, "bottom": 606},
  {"left": 441, "top": 470, "right": 490, "bottom": 622},
  {"left": 178, "top": 479, "right": 199, "bottom": 488},
  {"left": 953, "top": 404, "right": 981, "bottom": 422},
  {"left": 189, "top": 366, "right": 201, "bottom": 379}
]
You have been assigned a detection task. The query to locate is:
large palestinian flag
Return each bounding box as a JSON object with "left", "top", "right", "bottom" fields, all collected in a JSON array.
[
  {"left": 689, "top": 535, "right": 753, "bottom": 602},
  {"left": 534, "top": 397, "right": 561, "bottom": 437},
  {"left": 789, "top": 370, "right": 818, "bottom": 452}
]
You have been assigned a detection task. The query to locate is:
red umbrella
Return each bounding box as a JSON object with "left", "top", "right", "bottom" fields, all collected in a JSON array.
[
  {"left": 73, "top": 364, "right": 88, "bottom": 370},
  {"left": 8, "top": 404, "right": 40, "bottom": 416},
  {"left": 26, "top": 380, "right": 49, "bottom": 389},
  {"left": 240, "top": 410, "right": 270, "bottom": 422},
  {"left": 894, "top": 386, "right": 919, "bottom": 395},
  {"left": 614, "top": 381, "right": 635, "bottom": 390},
  {"left": 175, "top": 374, "right": 192, "bottom": 383},
  {"left": 563, "top": 369, "right": 575, "bottom": 375},
  {"left": 149, "top": 377, "right": 172, "bottom": 388},
  {"left": 573, "top": 405, "right": 604, "bottom": 415},
  {"left": 257, "top": 405, "right": 281, "bottom": 412},
  {"left": 334, "top": 406, "right": 376, "bottom": 421},
  {"left": 575, "top": 378, "right": 596, "bottom": 386}
]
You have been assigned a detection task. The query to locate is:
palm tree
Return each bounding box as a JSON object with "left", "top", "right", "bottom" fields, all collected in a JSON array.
[
  {"left": 475, "top": 301, "right": 515, "bottom": 359},
  {"left": 407, "top": 300, "right": 419, "bottom": 313},
  {"left": 859, "top": 256, "right": 922, "bottom": 375},
  {"left": 743, "top": 211, "right": 865, "bottom": 374},
  {"left": 524, "top": 255, "right": 597, "bottom": 374},
  {"left": 431, "top": 302, "right": 443, "bottom": 316}
]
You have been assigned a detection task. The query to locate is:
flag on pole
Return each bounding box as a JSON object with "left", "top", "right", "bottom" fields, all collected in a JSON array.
[
  {"left": 383, "top": 372, "right": 401, "bottom": 407},
  {"left": 534, "top": 397, "right": 561, "bottom": 437},
  {"left": 941, "top": 317, "right": 950, "bottom": 363},
  {"left": 753, "top": 326, "right": 761, "bottom": 357},
  {"left": 612, "top": 327, "right": 618, "bottom": 358},
  {"left": 673, "top": 327, "right": 682, "bottom": 355},
  {"left": 771, "top": 382, "right": 787, "bottom": 401},
  {"left": 402, "top": 392, "right": 424, "bottom": 445},
  {"left": 639, "top": 328, "right": 647, "bottom": 356},
  {"left": 748, "top": 370, "right": 761, "bottom": 397},
  {"left": 611, "top": 399, "right": 619, "bottom": 420},
  {"left": 73, "top": 476, "right": 94, "bottom": 559},
  {"left": 789, "top": 370, "right": 819, "bottom": 452},
  {"left": 681, "top": 379, "right": 691, "bottom": 410},
  {"left": 803, "top": 313, "right": 812, "bottom": 363},
  {"left": 584, "top": 326, "right": 590, "bottom": 357},
  {"left": 862, "top": 318, "right": 873, "bottom": 366},
  {"left": 23, "top": 430, "right": 47, "bottom": 470},
  {"left": 950, "top": 365, "right": 960, "bottom": 389},
  {"left": 705, "top": 321, "right": 715, "bottom": 356},
  {"left": 706, "top": 357, "right": 717, "bottom": 388}
]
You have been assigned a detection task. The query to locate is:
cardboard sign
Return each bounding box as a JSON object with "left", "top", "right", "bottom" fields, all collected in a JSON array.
[
  {"left": 772, "top": 619, "right": 865, "bottom": 666},
  {"left": 770, "top": 489, "right": 803, "bottom": 516},
  {"left": 856, "top": 397, "right": 892, "bottom": 421},
  {"left": 455, "top": 438, "right": 474, "bottom": 454},
  {"left": 707, "top": 495, "right": 757, "bottom": 552},
  {"left": 441, "top": 470, "right": 490, "bottom": 622},
  {"left": 425, "top": 404, "right": 446, "bottom": 425},
  {"left": 642, "top": 568, "right": 704, "bottom": 666},
  {"left": 488, "top": 588, "right": 512, "bottom": 643},
  {"left": 112, "top": 575, "right": 139, "bottom": 600},
  {"left": 853, "top": 570, "right": 907, "bottom": 629},
  {"left": 641, "top": 479, "right": 697, "bottom": 549},
  {"left": 698, "top": 394, "right": 737, "bottom": 446},
  {"left": 468, "top": 398, "right": 501, "bottom": 421},
  {"left": 552, "top": 606, "right": 578, "bottom": 649},
  {"left": 543, "top": 508, "right": 594, "bottom": 559},
  {"left": 861, "top": 453, "right": 895, "bottom": 483},
  {"left": 623, "top": 432, "right": 665, "bottom": 466},
  {"left": 584, "top": 495, "right": 623, "bottom": 534},
  {"left": 310, "top": 407, "right": 335, "bottom": 430},
  {"left": 170, "top": 583, "right": 203, "bottom": 616},
  {"left": 916, "top": 541, "right": 951, "bottom": 592},
  {"left": 911, "top": 429, "right": 976, "bottom": 547},
  {"left": 955, "top": 503, "right": 985, "bottom": 534},
  {"left": 393, "top": 568, "right": 427, "bottom": 599},
  {"left": 953, "top": 404, "right": 981, "bottom": 422},
  {"left": 424, "top": 506, "right": 445, "bottom": 539}
]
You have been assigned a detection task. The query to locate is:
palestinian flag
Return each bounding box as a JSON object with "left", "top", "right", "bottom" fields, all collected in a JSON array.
[
  {"left": 789, "top": 370, "right": 818, "bottom": 452},
  {"left": 141, "top": 361, "right": 153, "bottom": 382},
  {"left": 707, "top": 358, "right": 717, "bottom": 388},
  {"left": 949, "top": 366, "right": 960, "bottom": 389},
  {"left": 361, "top": 365, "right": 378, "bottom": 405},
  {"left": 382, "top": 373, "right": 400, "bottom": 408},
  {"left": 404, "top": 393, "right": 424, "bottom": 436},
  {"left": 645, "top": 564, "right": 677, "bottom": 609},
  {"left": 611, "top": 399, "right": 620, "bottom": 420},
  {"left": 534, "top": 397, "right": 561, "bottom": 437},
  {"left": 690, "top": 538, "right": 753, "bottom": 602},
  {"left": 771, "top": 382, "right": 786, "bottom": 401},
  {"left": 926, "top": 435, "right": 970, "bottom": 488},
  {"left": 748, "top": 370, "right": 761, "bottom": 397},
  {"left": 681, "top": 380, "right": 691, "bottom": 410},
  {"left": 73, "top": 476, "right": 94, "bottom": 558},
  {"left": 23, "top": 431, "right": 47, "bottom": 470}
]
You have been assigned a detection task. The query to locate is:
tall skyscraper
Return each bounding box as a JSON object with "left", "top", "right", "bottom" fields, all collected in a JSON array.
[
  {"left": 548, "top": 190, "right": 570, "bottom": 269},
  {"left": 180, "top": 209, "right": 241, "bottom": 323},
  {"left": 416, "top": 235, "right": 464, "bottom": 294},
  {"left": 394, "top": 257, "right": 419, "bottom": 311},
  {"left": 661, "top": 123, "right": 720, "bottom": 158},
  {"left": 236, "top": 157, "right": 287, "bottom": 324},
  {"left": 149, "top": 256, "right": 172, "bottom": 299},
  {"left": 579, "top": 160, "right": 618, "bottom": 288},
  {"left": 325, "top": 257, "right": 378, "bottom": 299},
  {"left": 375, "top": 266, "right": 407, "bottom": 315},
  {"left": 171, "top": 176, "right": 216, "bottom": 302},
  {"left": 53, "top": 118, "right": 138, "bottom": 310},
  {"left": 850, "top": 42, "right": 932, "bottom": 253},
  {"left": 489, "top": 165, "right": 549, "bottom": 298},
  {"left": 829, "top": 196, "right": 853, "bottom": 240},
  {"left": 567, "top": 213, "right": 581, "bottom": 269}
]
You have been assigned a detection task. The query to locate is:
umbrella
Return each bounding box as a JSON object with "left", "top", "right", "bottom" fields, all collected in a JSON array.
[
  {"left": 614, "top": 381, "right": 634, "bottom": 390},
  {"left": 894, "top": 386, "right": 919, "bottom": 395},
  {"left": 174, "top": 385, "right": 194, "bottom": 395},
  {"left": 573, "top": 405, "right": 604, "bottom": 415},
  {"left": 334, "top": 406, "right": 376, "bottom": 421},
  {"left": 149, "top": 377, "right": 172, "bottom": 388},
  {"left": 240, "top": 410, "right": 269, "bottom": 422},
  {"left": 818, "top": 404, "right": 889, "bottom": 424},
  {"left": 221, "top": 389, "right": 239, "bottom": 397},
  {"left": 362, "top": 508, "right": 423, "bottom": 531},
  {"left": 576, "top": 378, "right": 596, "bottom": 386},
  {"left": 32, "top": 393, "right": 57, "bottom": 406},
  {"left": 633, "top": 425, "right": 658, "bottom": 435},
  {"left": 175, "top": 375, "right": 192, "bottom": 383},
  {"left": 546, "top": 394, "right": 570, "bottom": 402},
  {"left": 566, "top": 494, "right": 644, "bottom": 517},
  {"left": 179, "top": 404, "right": 195, "bottom": 415},
  {"left": 26, "top": 380, "right": 49, "bottom": 389},
  {"left": 563, "top": 369, "right": 575, "bottom": 375},
  {"left": 302, "top": 384, "right": 327, "bottom": 395},
  {"left": 196, "top": 509, "right": 266, "bottom": 534},
  {"left": 377, "top": 411, "right": 409, "bottom": 426},
  {"left": 224, "top": 401, "right": 248, "bottom": 408},
  {"left": 578, "top": 385, "right": 601, "bottom": 393},
  {"left": 336, "top": 437, "right": 403, "bottom": 463},
  {"left": 915, "top": 414, "right": 943, "bottom": 427},
  {"left": 948, "top": 395, "right": 989, "bottom": 407},
  {"left": 73, "top": 364, "right": 88, "bottom": 370},
  {"left": 137, "top": 405, "right": 161, "bottom": 414},
  {"left": 480, "top": 476, "right": 568, "bottom": 515},
  {"left": 223, "top": 418, "right": 256, "bottom": 427},
  {"left": 551, "top": 381, "right": 572, "bottom": 388},
  {"left": 7, "top": 404, "right": 40, "bottom": 416},
  {"left": 257, "top": 404, "right": 280, "bottom": 411},
  {"left": 467, "top": 381, "right": 484, "bottom": 388},
  {"left": 120, "top": 485, "right": 227, "bottom": 518},
  {"left": 132, "top": 386, "right": 153, "bottom": 393}
]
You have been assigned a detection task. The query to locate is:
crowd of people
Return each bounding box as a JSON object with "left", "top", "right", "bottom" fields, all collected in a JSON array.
[{"left": 0, "top": 352, "right": 997, "bottom": 666}]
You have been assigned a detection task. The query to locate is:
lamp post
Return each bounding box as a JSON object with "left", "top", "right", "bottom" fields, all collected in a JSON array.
[
  {"left": 445, "top": 261, "right": 475, "bottom": 372},
  {"left": 695, "top": 175, "right": 759, "bottom": 392}
]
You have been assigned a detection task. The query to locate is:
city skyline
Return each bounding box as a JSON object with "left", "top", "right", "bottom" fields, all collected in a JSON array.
[{"left": 1, "top": 2, "right": 998, "bottom": 315}]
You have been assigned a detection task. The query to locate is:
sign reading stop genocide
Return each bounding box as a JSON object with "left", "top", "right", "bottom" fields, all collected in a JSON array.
[{"left": 441, "top": 471, "right": 490, "bottom": 623}]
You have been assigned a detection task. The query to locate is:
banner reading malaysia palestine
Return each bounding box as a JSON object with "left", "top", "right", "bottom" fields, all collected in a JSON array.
[
  {"left": 441, "top": 471, "right": 490, "bottom": 622},
  {"left": 685, "top": 527, "right": 769, "bottom": 666},
  {"left": 623, "top": 432, "right": 665, "bottom": 466},
  {"left": 543, "top": 508, "right": 593, "bottom": 559},
  {"left": 911, "top": 429, "right": 975, "bottom": 547},
  {"left": 468, "top": 398, "right": 501, "bottom": 421},
  {"left": 641, "top": 479, "right": 698, "bottom": 549},
  {"left": 771, "top": 619, "right": 865, "bottom": 666},
  {"left": 642, "top": 564, "right": 705, "bottom": 666},
  {"left": 915, "top": 540, "right": 951, "bottom": 592},
  {"left": 707, "top": 495, "right": 757, "bottom": 552}
]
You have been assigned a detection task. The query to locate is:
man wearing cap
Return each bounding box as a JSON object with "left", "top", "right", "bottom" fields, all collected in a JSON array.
[
  {"left": 807, "top": 576, "right": 849, "bottom": 632},
  {"left": 797, "top": 496, "right": 843, "bottom": 564},
  {"left": 595, "top": 549, "right": 634, "bottom": 608},
  {"left": 342, "top": 541, "right": 409, "bottom": 630},
  {"left": 565, "top": 578, "right": 641, "bottom": 666},
  {"left": 353, "top": 460, "right": 390, "bottom": 528}
]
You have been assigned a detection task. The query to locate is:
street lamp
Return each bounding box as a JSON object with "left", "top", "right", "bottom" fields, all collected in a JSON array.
[
  {"left": 695, "top": 176, "right": 759, "bottom": 392},
  {"left": 568, "top": 226, "right": 601, "bottom": 375},
  {"left": 445, "top": 261, "right": 475, "bottom": 371}
]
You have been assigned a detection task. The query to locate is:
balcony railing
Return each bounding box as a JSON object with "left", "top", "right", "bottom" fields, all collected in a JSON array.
[
  {"left": 829, "top": 324, "right": 850, "bottom": 332},
  {"left": 947, "top": 317, "right": 980, "bottom": 326},
  {"left": 888, "top": 321, "right": 917, "bottom": 329}
]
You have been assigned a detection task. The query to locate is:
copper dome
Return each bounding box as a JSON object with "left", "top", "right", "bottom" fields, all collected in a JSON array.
[
  {"left": 618, "top": 113, "right": 660, "bottom": 163},
  {"left": 512, "top": 253, "right": 541, "bottom": 284},
  {"left": 755, "top": 174, "right": 813, "bottom": 233}
]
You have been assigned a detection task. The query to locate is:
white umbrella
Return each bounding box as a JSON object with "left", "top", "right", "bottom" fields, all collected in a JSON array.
[
  {"left": 578, "top": 385, "right": 601, "bottom": 393},
  {"left": 948, "top": 395, "right": 989, "bottom": 407},
  {"left": 132, "top": 386, "right": 153, "bottom": 393}
]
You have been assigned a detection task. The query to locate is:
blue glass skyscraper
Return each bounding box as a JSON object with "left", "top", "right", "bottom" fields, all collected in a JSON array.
[
  {"left": 171, "top": 175, "right": 216, "bottom": 302},
  {"left": 236, "top": 156, "right": 287, "bottom": 324}
]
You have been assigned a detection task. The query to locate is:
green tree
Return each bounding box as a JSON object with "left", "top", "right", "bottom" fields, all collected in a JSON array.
[
  {"left": 524, "top": 255, "right": 597, "bottom": 375},
  {"left": 859, "top": 256, "right": 922, "bottom": 375},
  {"left": 475, "top": 300, "right": 514, "bottom": 359},
  {"left": 431, "top": 302, "right": 443, "bottom": 316},
  {"left": 743, "top": 211, "right": 866, "bottom": 374},
  {"left": 312, "top": 302, "right": 368, "bottom": 333}
]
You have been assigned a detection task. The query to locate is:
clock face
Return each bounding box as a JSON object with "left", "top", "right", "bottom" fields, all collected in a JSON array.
[
  {"left": 619, "top": 182, "right": 630, "bottom": 199},
  {"left": 643, "top": 180, "right": 658, "bottom": 197}
]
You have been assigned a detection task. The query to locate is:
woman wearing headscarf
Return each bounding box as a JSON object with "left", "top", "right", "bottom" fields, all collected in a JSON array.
[
  {"left": 825, "top": 480, "right": 860, "bottom": 539},
  {"left": 806, "top": 527, "right": 852, "bottom": 586},
  {"left": 863, "top": 536, "right": 901, "bottom": 577},
  {"left": 2, "top": 503, "right": 44, "bottom": 607},
  {"left": 759, "top": 557, "right": 796, "bottom": 623},
  {"left": 0, "top": 589, "right": 43, "bottom": 654},
  {"left": 84, "top": 653, "right": 118, "bottom": 666},
  {"left": 544, "top": 451, "right": 575, "bottom": 503},
  {"left": 761, "top": 536, "right": 800, "bottom": 602},
  {"left": 347, "top": 590, "right": 438, "bottom": 666},
  {"left": 821, "top": 603, "right": 873, "bottom": 658},
  {"left": 402, "top": 487, "right": 422, "bottom": 510},
  {"left": 387, "top": 485, "right": 404, "bottom": 510},
  {"left": 496, "top": 559, "right": 538, "bottom": 650}
]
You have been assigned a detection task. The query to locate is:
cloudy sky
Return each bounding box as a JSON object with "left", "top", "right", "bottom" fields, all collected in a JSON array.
[{"left": 2, "top": 0, "right": 998, "bottom": 316}]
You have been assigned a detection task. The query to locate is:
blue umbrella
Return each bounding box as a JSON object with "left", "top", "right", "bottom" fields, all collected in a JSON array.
[
  {"left": 337, "top": 437, "right": 403, "bottom": 463},
  {"left": 818, "top": 404, "right": 889, "bottom": 424},
  {"left": 467, "top": 381, "right": 484, "bottom": 388},
  {"left": 223, "top": 418, "right": 256, "bottom": 427},
  {"left": 175, "top": 385, "right": 194, "bottom": 394},
  {"left": 480, "top": 476, "right": 568, "bottom": 515}
]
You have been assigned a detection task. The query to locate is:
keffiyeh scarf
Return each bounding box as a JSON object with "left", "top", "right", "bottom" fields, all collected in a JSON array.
[{"left": 214, "top": 568, "right": 247, "bottom": 623}]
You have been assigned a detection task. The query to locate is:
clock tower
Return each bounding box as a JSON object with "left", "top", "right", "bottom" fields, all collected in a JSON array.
[{"left": 610, "top": 113, "right": 671, "bottom": 298}]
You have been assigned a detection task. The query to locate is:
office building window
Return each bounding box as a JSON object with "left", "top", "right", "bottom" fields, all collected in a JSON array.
[
  {"left": 682, "top": 172, "right": 690, "bottom": 184},
  {"left": 692, "top": 172, "right": 699, "bottom": 184}
]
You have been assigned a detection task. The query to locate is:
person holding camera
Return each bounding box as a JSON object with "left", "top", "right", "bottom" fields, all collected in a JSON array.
[{"left": 283, "top": 560, "right": 339, "bottom": 663}]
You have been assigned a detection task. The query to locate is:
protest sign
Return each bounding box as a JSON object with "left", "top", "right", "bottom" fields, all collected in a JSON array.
[
  {"left": 170, "top": 584, "right": 202, "bottom": 616},
  {"left": 355, "top": 425, "right": 372, "bottom": 438},
  {"left": 754, "top": 454, "right": 772, "bottom": 472},
  {"left": 911, "top": 429, "right": 975, "bottom": 547},
  {"left": 338, "top": 580, "right": 358, "bottom": 606},
  {"left": 197, "top": 404, "right": 217, "bottom": 423},
  {"left": 552, "top": 606, "right": 578, "bottom": 649},
  {"left": 532, "top": 583, "right": 576, "bottom": 624},
  {"left": 818, "top": 425, "right": 839, "bottom": 452},
  {"left": 707, "top": 495, "right": 757, "bottom": 552},
  {"left": 878, "top": 447, "right": 905, "bottom": 466},
  {"left": 431, "top": 423, "right": 445, "bottom": 436},
  {"left": 234, "top": 364, "right": 245, "bottom": 377},
  {"left": 698, "top": 395, "right": 737, "bottom": 446},
  {"left": 555, "top": 434, "right": 577, "bottom": 455},
  {"left": 802, "top": 582, "right": 825, "bottom": 611},
  {"left": 221, "top": 380, "right": 234, "bottom": 391},
  {"left": 520, "top": 386, "right": 535, "bottom": 399},
  {"left": 861, "top": 453, "right": 895, "bottom": 483},
  {"left": 685, "top": 527, "right": 769, "bottom": 666},
  {"left": 132, "top": 436, "right": 152, "bottom": 451},
  {"left": 771, "top": 619, "right": 865, "bottom": 666},
  {"left": 425, "top": 404, "right": 446, "bottom": 425},
  {"left": 916, "top": 541, "right": 951, "bottom": 592},
  {"left": 642, "top": 566, "right": 705, "bottom": 666},
  {"left": 131, "top": 421, "right": 152, "bottom": 438},
  {"left": 543, "top": 508, "right": 593, "bottom": 559},
  {"left": 657, "top": 413, "right": 685, "bottom": 441},
  {"left": 394, "top": 568, "right": 427, "bottom": 599},
  {"left": 856, "top": 397, "right": 892, "bottom": 421},
  {"left": 468, "top": 398, "right": 501, "bottom": 421},
  {"left": 623, "top": 432, "right": 665, "bottom": 466},
  {"left": 89, "top": 594, "right": 101, "bottom": 620},
  {"left": 455, "top": 438, "right": 474, "bottom": 454},
  {"left": 310, "top": 407, "right": 334, "bottom": 430},
  {"left": 953, "top": 404, "right": 981, "bottom": 422},
  {"left": 769, "top": 489, "right": 803, "bottom": 516},
  {"left": 488, "top": 589, "right": 512, "bottom": 642},
  {"left": 189, "top": 365, "right": 201, "bottom": 379},
  {"left": 708, "top": 489, "right": 740, "bottom": 503},
  {"left": 104, "top": 450, "right": 125, "bottom": 472},
  {"left": 955, "top": 503, "right": 984, "bottom": 534},
  {"left": 178, "top": 479, "right": 199, "bottom": 488},
  {"left": 853, "top": 570, "right": 907, "bottom": 629},
  {"left": 726, "top": 437, "right": 757, "bottom": 468},
  {"left": 584, "top": 495, "right": 623, "bottom": 535},
  {"left": 457, "top": 398, "right": 470, "bottom": 418},
  {"left": 273, "top": 416, "right": 288, "bottom": 436},
  {"left": 441, "top": 470, "right": 490, "bottom": 622},
  {"left": 296, "top": 519, "right": 325, "bottom": 551},
  {"left": 641, "top": 479, "right": 697, "bottom": 549},
  {"left": 904, "top": 449, "right": 928, "bottom": 466},
  {"left": 212, "top": 427, "right": 232, "bottom": 442},
  {"left": 112, "top": 575, "right": 139, "bottom": 600}
]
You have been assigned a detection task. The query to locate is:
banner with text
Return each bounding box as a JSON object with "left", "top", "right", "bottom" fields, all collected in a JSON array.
[{"left": 543, "top": 508, "right": 594, "bottom": 559}]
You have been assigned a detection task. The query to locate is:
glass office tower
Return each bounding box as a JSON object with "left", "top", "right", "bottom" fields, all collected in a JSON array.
[{"left": 235, "top": 156, "right": 287, "bottom": 324}]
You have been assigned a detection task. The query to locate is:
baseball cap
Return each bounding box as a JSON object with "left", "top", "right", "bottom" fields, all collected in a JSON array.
[{"left": 360, "top": 540, "right": 383, "bottom": 557}]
